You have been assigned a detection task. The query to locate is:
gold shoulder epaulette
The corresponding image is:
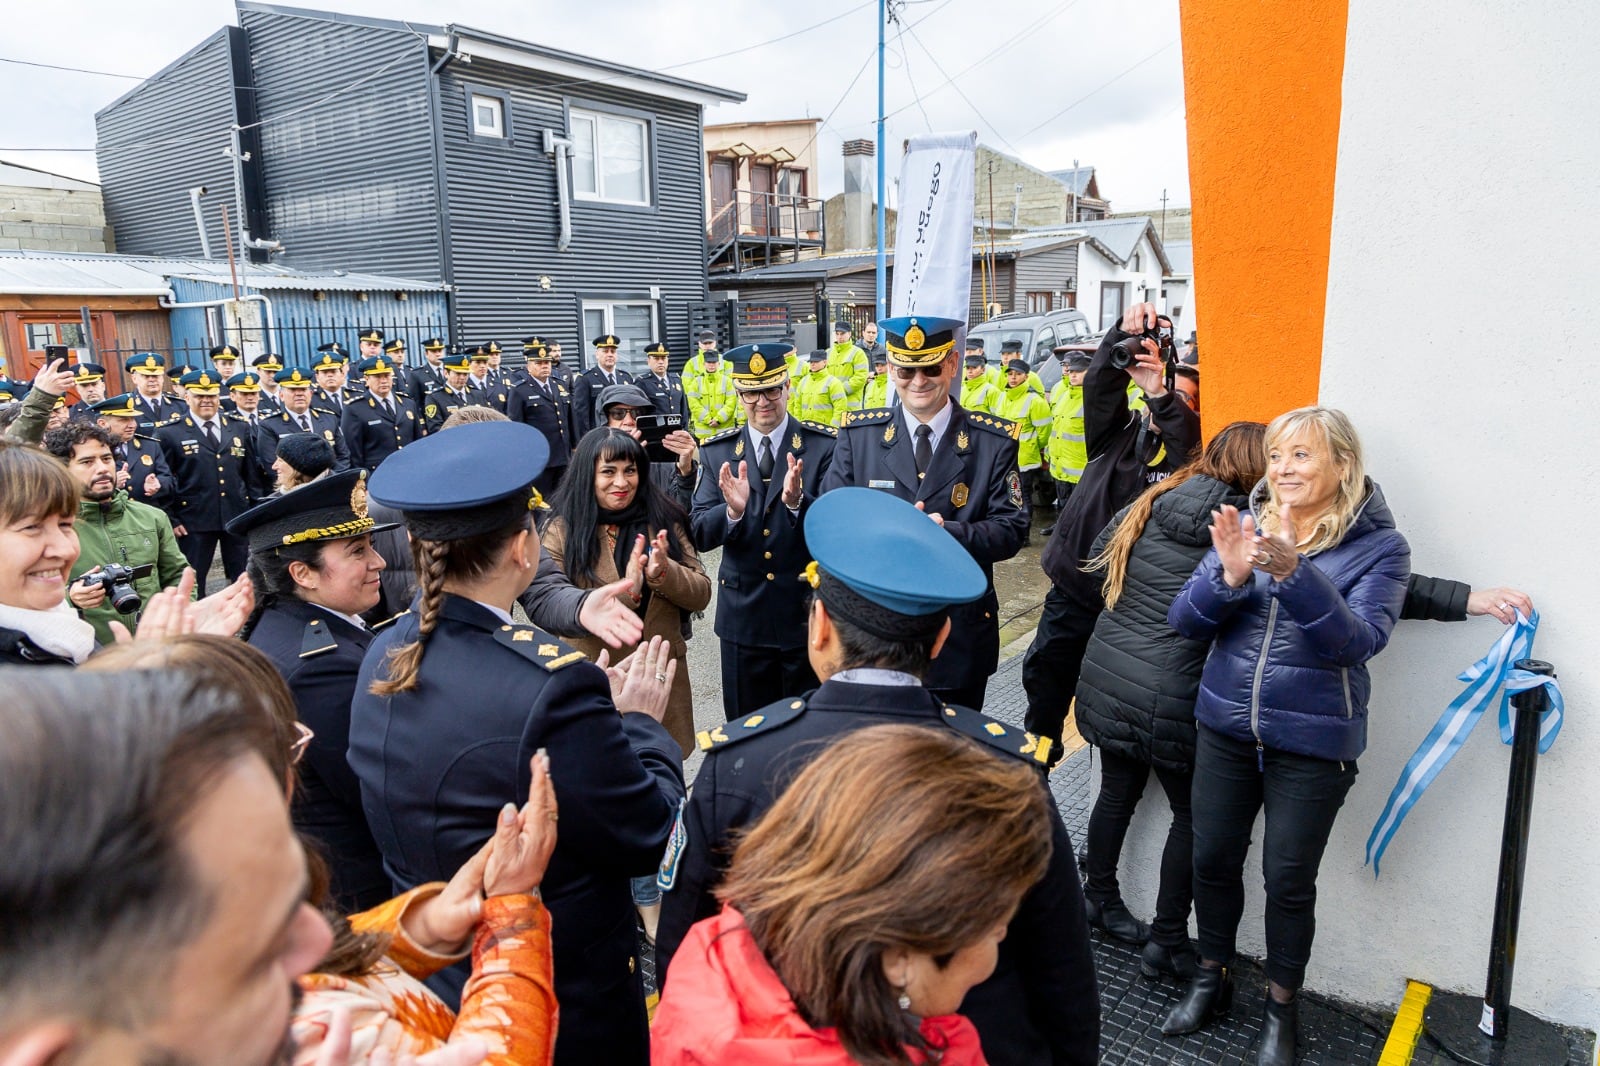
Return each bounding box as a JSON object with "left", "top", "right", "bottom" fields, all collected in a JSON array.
[
  {"left": 697, "top": 696, "right": 808, "bottom": 752},
  {"left": 966, "top": 411, "right": 1021, "bottom": 441},
  {"left": 701, "top": 425, "right": 742, "bottom": 446},
  {"left": 299, "top": 617, "right": 339, "bottom": 659},
  {"left": 842, "top": 407, "right": 893, "bottom": 427},
  {"left": 369, "top": 609, "right": 410, "bottom": 634},
  {"left": 799, "top": 420, "right": 838, "bottom": 438},
  {"left": 493, "top": 623, "right": 587, "bottom": 671},
  {"left": 939, "top": 704, "right": 1052, "bottom": 766}
]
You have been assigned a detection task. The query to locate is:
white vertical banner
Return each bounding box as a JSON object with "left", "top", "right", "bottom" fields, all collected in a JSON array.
[{"left": 891, "top": 131, "right": 977, "bottom": 322}]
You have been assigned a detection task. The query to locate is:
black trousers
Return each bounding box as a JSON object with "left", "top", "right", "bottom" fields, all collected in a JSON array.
[
  {"left": 1053, "top": 477, "right": 1076, "bottom": 508},
  {"left": 177, "top": 529, "right": 248, "bottom": 596},
  {"left": 1084, "top": 747, "right": 1193, "bottom": 946},
  {"left": 1190, "top": 725, "right": 1358, "bottom": 990},
  {"left": 719, "top": 640, "right": 818, "bottom": 720},
  {"left": 1021, "top": 585, "right": 1100, "bottom": 745}
]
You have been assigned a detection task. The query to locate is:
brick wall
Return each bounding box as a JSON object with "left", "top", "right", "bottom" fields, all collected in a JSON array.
[{"left": 0, "top": 184, "right": 115, "bottom": 253}]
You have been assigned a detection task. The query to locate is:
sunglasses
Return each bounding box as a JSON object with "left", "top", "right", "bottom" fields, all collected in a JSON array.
[
  {"left": 891, "top": 364, "right": 946, "bottom": 381},
  {"left": 290, "top": 721, "right": 315, "bottom": 766},
  {"left": 607, "top": 407, "right": 646, "bottom": 420}
]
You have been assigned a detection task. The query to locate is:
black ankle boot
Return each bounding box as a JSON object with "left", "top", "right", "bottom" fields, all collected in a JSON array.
[
  {"left": 1140, "top": 939, "right": 1198, "bottom": 981},
  {"left": 1160, "top": 964, "right": 1233, "bottom": 1036},
  {"left": 1256, "top": 995, "right": 1298, "bottom": 1066},
  {"left": 1084, "top": 897, "right": 1150, "bottom": 944}
]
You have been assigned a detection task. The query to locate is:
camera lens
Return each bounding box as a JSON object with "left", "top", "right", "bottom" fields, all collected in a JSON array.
[
  {"left": 1109, "top": 336, "right": 1145, "bottom": 370},
  {"left": 108, "top": 581, "right": 142, "bottom": 614}
]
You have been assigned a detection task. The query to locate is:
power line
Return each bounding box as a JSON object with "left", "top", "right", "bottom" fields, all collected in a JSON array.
[
  {"left": 0, "top": 55, "right": 142, "bottom": 80},
  {"left": 891, "top": 8, "right": 933, "bottom": 132},
  {"left": 902, "top": 21, "right": 1021, "bottom": 154},
  {"left": 1018, "top": 39, "right": 1178, "bottom": 138},
  {"left": 883, "top": 0, "right": 1082, "bottom": 122},
  {"left": 657, "top": 0, "right": 877, "bottom": 71}
]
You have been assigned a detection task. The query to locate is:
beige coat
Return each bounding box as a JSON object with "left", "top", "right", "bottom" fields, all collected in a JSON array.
[{"left": 542, "top": 518, "right": 711, "bottom": 758}]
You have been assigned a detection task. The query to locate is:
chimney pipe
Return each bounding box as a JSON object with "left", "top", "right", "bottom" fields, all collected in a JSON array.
[{"left": 841, "top": 139, "right": 875, "bottom": 251}]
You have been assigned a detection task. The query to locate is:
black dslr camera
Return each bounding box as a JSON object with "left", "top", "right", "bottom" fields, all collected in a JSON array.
[
  {"left": 636, "top": 411, "right": 685, "bottom": 464},
  {"left": 1109, "top": 318, "right": 1178, "bottom": 370},
  {"left": 78, "top": 562, "right": 154, "bottom": 614}
]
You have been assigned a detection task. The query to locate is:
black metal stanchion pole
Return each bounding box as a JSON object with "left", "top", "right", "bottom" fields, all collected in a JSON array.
[{"left": 1424, "top": 659, "right": 1568, "bottom": 1065}]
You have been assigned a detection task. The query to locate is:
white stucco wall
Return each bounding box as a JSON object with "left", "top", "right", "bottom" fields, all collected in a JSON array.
[
  {"left": 1114, "top": 0, "right": 1600, "bottom": 1032},
  {"left": 1077, "top": 233, "right": 1168, "bottom": 330}
]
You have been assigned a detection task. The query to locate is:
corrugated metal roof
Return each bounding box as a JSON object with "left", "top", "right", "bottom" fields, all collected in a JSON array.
[
  {"left": 1048, "top": 166, "right": 1096, "bottom": 196},
  {"left": 0, "top": 250, "right": 446, "bottom": 296},
  {"left": 1164, "top": 240, "right": 1193, "bottom": 276}
]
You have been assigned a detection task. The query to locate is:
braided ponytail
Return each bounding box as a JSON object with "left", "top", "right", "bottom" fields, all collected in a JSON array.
[{"left": 369, "top": 518, "right": 529, "bottom": 696}]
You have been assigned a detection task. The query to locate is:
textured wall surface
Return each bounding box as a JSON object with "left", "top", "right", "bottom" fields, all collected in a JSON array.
[{"left": 1178, "top": 0, "right": 1348, "bottom": 433}]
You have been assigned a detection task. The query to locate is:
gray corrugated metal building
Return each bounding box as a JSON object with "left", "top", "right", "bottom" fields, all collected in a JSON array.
[{"left": 94, "top": 2, "right": 744, "bottom": 376}]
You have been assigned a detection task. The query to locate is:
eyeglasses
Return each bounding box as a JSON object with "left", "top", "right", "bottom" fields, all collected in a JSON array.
[
  {"left": 607, "top": 407, "right": 646, "bottom": 420},
  {"left": 738, "top": 386, "right": 784, "bottom": 402},
  {"left": 891, "top": 365, "right": 946, "bottom": 381},
  {"left": 290, "top": 721, "right": 315, "bottom": 766}
]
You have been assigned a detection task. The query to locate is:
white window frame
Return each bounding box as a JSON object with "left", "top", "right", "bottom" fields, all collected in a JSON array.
[
  {"left": 471, "top": 93, "right": 506, "bottom": 139},
  {"left": 569, "top": 107, "right": 652, "bottom": 207},
  {"left": 581, "top": 299, "right": 658, "bottom": 376}
]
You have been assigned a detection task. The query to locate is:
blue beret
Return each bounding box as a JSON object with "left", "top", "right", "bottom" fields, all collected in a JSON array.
[
  {"left": 369, "top": 422, "right": 549, "bottom": 540},
  {"left": 803, "top": 487, "right": 985, "bottom": 616}
]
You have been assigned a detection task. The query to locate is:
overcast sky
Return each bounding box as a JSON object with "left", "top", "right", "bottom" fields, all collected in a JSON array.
[{"left": 0, "top": 0, "right": 1190, "bottom": 213}]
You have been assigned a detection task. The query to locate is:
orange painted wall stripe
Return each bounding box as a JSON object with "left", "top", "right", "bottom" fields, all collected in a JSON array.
[{"left": 1180, "top": 0, "right": 1350, "bottom": 435}]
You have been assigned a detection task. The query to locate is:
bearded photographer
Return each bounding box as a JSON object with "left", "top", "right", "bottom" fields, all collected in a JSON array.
[
  {"left": 1023, "top": 304, "right": 1201, "bottom": 752},
  {"left": 44, "top": 422, "right": 189, "bottom": 645}
]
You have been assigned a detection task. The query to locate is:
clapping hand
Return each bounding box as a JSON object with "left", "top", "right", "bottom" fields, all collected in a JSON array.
[
  {"left": 719, "top": 460, "right": 751, "bottom": 520},
  {"left": 621, "top": 532, "right": 647, "bottom": 602},
  {"left": 1209, "top": 505, "right": 1258, "bottom": 588},
  {"left": 1251, "top": 505, "right": 1301, "bottom": 581},
  {"left": 600, "top": 635, "right": 675, "bottom": 721},
  {"left": 314, "top": 1007, "right": 488, "bottom": 1066},
  {"left": 108, "top": 571, "right": 254, "bottom": 643},
  {"left": 644, "top": 528, "right": 671, "bottom": 586},
  {"left": 780, "top": 453, "right": 805, "bottom": 509}
]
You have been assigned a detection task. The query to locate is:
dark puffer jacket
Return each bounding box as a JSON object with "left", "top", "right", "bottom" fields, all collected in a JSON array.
[
  {"left": 1076, "top": 474, "right": 1249, "bottom": 772},
  {"left": 1168, "top": 479, "right": 1410, "bottom": 762}
]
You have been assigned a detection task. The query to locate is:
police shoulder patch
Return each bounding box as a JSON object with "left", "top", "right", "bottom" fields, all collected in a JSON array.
[
  {"left": 966, "top": 411, "right": 1022, "bottom": 441},
  {"left": 842, "top": 407, "right": 893, "bottom": 428},
  {"left": 492, "top": 624, "right": 586, "bottom": 671},
  {"left": 939, "top": 703, "right": 1053, "bottom": 766},
  {"left": 299, "top": 617, "right": 339, "bottom": 659},
  {"left": 697, "top": 696, "right": 809, "bottom": 753},
  {"left": 799, "top": 419, "right": 838, "bottom": 438},
  {"left": 700, "top": 425, "right": 742, "bottom": 446}
]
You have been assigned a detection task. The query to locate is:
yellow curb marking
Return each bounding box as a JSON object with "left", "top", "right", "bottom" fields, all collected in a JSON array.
[{"left": 1377, "top": 979, "right": 1432, "bottom": 1066}]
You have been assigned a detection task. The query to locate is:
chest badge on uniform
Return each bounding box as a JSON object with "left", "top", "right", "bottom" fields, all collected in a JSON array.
[
  {"left": 956, "top": 430, "right": 970, "bottom": 453},
  {"left": 324, "top": 429, "right": 334, "bottom": 440},
  {"left": 406, "top": 409, "right": 415, "bottom": 420},
  {"left": 141, "top": 454, "right": 153, "bottom": 466},
  {"left": 952, "top": 483, "right": 969, "bottom": 508},
  {"left": 883, "top": 422, "right": 896, "bottom": 445},
  {"left": 734, "top": 436, "right": 745, "bottom": 458}
]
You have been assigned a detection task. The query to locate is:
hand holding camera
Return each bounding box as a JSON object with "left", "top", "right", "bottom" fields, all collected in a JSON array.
[
  {"left": 73, "top": 563, "right": 155, "bottom": 614},
  {"left": 1110, "top": 302, "right": 1175, "bottom": 396}
]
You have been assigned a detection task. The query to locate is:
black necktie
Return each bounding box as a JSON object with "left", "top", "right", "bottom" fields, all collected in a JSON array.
[
  {"left": 298, "top": 414, "right": 312, "bottom": 433},
  {"left": 383, "top": 398, "right": 395, "bottom": 419},
  {"left": 757, "top": 436, "right": 774, "bottom": 481},
  {"left": 204, "top": 421, "right": 220, "bottom": 449},
  {"left": 914, "top": 424, "right": 932, "bottom": 477}
]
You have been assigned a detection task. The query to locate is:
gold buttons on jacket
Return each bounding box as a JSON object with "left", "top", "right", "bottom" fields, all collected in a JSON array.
[{"left": 765, "top": 573, "right": 775, "bottom": 581}]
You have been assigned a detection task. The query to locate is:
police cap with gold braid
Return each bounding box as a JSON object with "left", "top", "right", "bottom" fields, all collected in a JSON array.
[
  {"left": 225, "top": 468, "right": 398, "bottom": 552},
  {"left": 369, "top": 421, "right": 550, "bottom": 541},
  {"left": 880, "top": 314, "right": 962, "bottom": 369},
  {"left": 725, "top": 342, "right": 792, "bottom": 390},
  {"left": 91, "top": 394, "right": 139, "bottom": 418}
]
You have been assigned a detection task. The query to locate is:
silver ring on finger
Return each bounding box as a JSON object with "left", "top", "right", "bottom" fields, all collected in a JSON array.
[{"left": 655, "top": 672, "right": 668, "bottom": 683}]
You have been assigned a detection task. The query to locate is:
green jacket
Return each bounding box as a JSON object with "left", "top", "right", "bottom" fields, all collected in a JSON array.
[
  {"left": 997, "top": 381, "right": 1053, "bottom": 470},
  {"left": 683, "top": 354, "right": 739, "bottom": 439},
  {"left": 792, "top": 367, "right": 849, "bottom": 426},
  {"left": 960, "top": 376, "right": 1001, "bottom": 416},
  {"left": 69, "top": 491, "right": 190, "bottom": 644},
  {"left": 1047, "top": 379, "right": 1087, "bottom": 484},
  {"left": 3, "top": 387, "right": 57, "bottom": 445},
  {"left": 827, "top": 342, "right": 870, "bottom": 408},
  {"left": 863, "top": 373, "right": 892, "bottom": 410}
]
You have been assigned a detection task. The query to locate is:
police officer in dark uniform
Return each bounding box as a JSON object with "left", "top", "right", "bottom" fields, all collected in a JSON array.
[
  {"left": 250, "top": 353, "right": 285, "bottom": 415},
  {"left": 635, "top": 340, "right": 687, "bottom": 422},
  {"left": 228, "top": 468, "right": 398, "bottom": 913},
  {"left": 821, "top": 315, "right": 1028, "bottom": 711},
  {"left": 690, "top": 342, "right": 836, "bottom": 718},
  {"left": 341, "top": 354, "right": 423, "bottom": 471},
  {"left": 458, "top": 345, "right": 507, "bottom": 412},
  {"left": 221, "top": 371, "right": 271, "bottom": 428},
  {"left": 348, "top": 421, "right": 684, "bottom": 1066},
  {"left": 312, "top": 343, "right": 364, "bottom": 416},
  {"left": 656, "top": 487, "right": 1099, "bottom": 1066},
  {"left": 419, "top": 351, "right": 473, "bottom": 434},
  {"left": 154, "top": 368, "right": 266, "bottom": 593},
  {"left": 571, "top": 333, "right": 633, "bottom": 438},
  {"left": 124, "top": 353, "right": 186, "bottom": 434},
  {"left": 92, "top": 393, "right": 177, "bottom": 518},
  {"left": 257, "top": 367, "right": 351, "bottom": 477},
  {"left": 482, "top": 339, "right": 517, "bottom": 389},
  {"left": 408, "top": 336, "right": 449, "bottom": 406},
  {"left": 66, "top": 362, "right": 108, "bottom": 421},
  {"left": 355, "top": 327, "right": 386, "bottom": 368},
  {"left": 506, "top": 337, "right": 573, "bottom": 495},
  {"left": 207, "top": 344, "right": 242, "bottom": 399}
]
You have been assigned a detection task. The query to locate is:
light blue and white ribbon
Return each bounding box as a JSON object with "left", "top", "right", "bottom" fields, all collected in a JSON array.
[{"left": 1365, "top": 610, "right": 1559, "bottom": 876}]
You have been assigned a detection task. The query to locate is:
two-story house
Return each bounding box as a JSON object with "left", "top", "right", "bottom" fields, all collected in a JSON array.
[{"left": 94, "top": 2, "right": 744, "bottom": 374}]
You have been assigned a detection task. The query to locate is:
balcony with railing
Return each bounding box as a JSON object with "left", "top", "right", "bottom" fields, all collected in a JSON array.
[{"left": 707, "top": 190, "right": 826, "bottom": 274}]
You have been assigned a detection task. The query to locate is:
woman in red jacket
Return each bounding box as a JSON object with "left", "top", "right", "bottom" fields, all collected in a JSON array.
[{"left": 652, "top": 724, "right": 1053, "bottom": 1066}]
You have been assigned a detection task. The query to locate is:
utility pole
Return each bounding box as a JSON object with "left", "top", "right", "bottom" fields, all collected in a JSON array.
[
  {"left": 1160, "top": 188, "right": 1169, "bottom": 242},
  {"left": 875, "top": 0, "right": 888, "bottom": 321},
  {"left": 1069, "top": 156, "right": 1079, "bottom": 223}
]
